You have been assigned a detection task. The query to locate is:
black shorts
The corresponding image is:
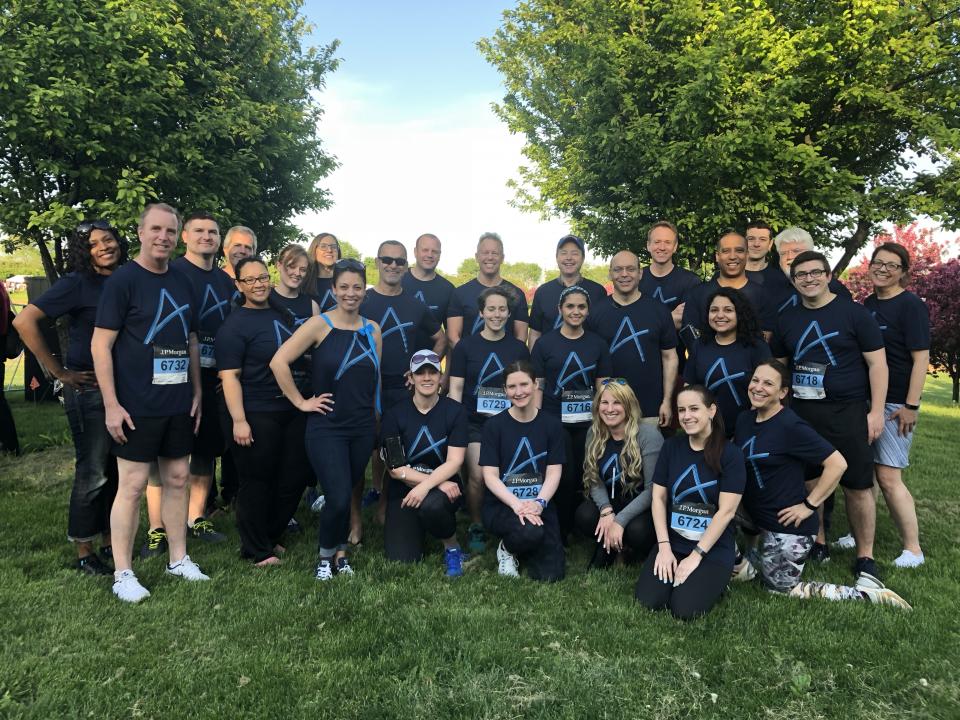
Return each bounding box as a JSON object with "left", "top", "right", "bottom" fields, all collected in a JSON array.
[
  {"left": 113, "top": 414, "right": 195, "bottom": 463},
  {"left": 189, "top": 385, "right": 226, "bottom": 475},
  {"left": 792, "top": 399, "right": 873, "bottom": 491},
  {"left": 468, "top": 419, "right": 486, "bottom": 445}
]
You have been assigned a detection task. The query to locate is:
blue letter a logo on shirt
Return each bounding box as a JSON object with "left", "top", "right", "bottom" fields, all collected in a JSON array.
[
  {"left": 610, "top": 316, "right": 649, "bottom": 361},
  {"left": 144, "top": 288, "right": 190, "bottom": 344},
  {"left": 407, "top": 425, "right": 447, "bottom": 463},
  {"left": 672, "top": 463, "right": 717, "bottom": 503},
  {"left": 505, "top": 437, "right": 548, "bottom": 476},
  {"left": 705, "top": 358, "right": 746, "bottom": 406},
  {"left": 741, "top": 436, "right": 770, "bottom": 489},
  {"left": 795, "top": 321, "right": 840, "bottom": 366},
  {"left": 555, "top": 351, "right": 596, "bottom": 394},
  {"left": 200, "top": 284, "right": 229, "bottom": 323},
  {"left": 653, "top": 286, "right": 677, "bottom": 305},
  {"left": 470, "top": 314, "right": 485, "bottom": 335},
  {"left": 319, "top": 288, "right": 338, "bottom": 312},
  {"left": 274, "top": 320, "right": 293, "bottom": 349},
  {"left": 379, "top": 306, "right": 414, "bottom": 353},
  {"left": 335, "top": 332, "right": 377, "bottom": 380},
  {"left": 475, "top": 352, "right": 505, "bottom": 395},
  {"left": 414, "top": 290, "right": 438, "bottom": 313}
]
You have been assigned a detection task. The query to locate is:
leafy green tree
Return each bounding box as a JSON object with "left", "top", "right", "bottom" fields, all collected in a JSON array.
[
  {"left": 0, "top": 0, "right": 338, "bottom": 280},
  {"left": 501, "top": 261, "right": 542, "bottom": 290},
  {"left": 480, "top": 1, "right": 960, "bottom": 272}
]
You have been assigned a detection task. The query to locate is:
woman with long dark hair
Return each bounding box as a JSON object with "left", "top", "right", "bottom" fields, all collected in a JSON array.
[
  {"left": 634, "top": 385, "right": 745, "bottom": 619},
  {"left": 304, "top": 232, "right": 341, "bottom": 312},
  {"left": 14, "top": 220, "right": 128, "bottom": 573}
]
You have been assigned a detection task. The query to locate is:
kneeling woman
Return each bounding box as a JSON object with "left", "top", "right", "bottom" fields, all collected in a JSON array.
[
  {"left": 575, "top": 379, "right": 663, "bottom": 567},
  {"left": 479, "top": 360, "right": 566, "bottom": 581},
  {"left": 217, "top": 257, "right": 313, "bottom": 566},
  {"left": 635, "top": 385, "right": 745, "bottom": 620},
  {"left": 734, "top": 360, "right": 910, "bottom": 608},
  {"left": 380, "top": 351, "right": 469, "bottom": 576}
]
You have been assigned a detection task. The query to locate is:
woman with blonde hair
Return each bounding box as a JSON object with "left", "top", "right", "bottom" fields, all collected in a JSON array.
[{"left": 574, "top": 379, "right": 663, "bottom": 568}]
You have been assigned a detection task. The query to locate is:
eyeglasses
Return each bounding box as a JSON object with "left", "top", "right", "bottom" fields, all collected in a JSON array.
[
  {"left": 237, "top": 274, "right": 271, "bottom": 287},
  {"left": 335, "top": 258, "right": 365, "bottom": 272},
  {"left": 870, "top": 260, "right": 903, "bottom": 272},
  {"left": 412, "top": 351, "right": 441, "bottom": 365},
  {"left": 601, "top": 378, "right": 628, "bottom": 386},
  {"left": 378, "top": 256, "right": 408, "bottom": 266},
  {"left": 76, "top": 219, "right": 114, "bottom": 238},
  {"left": 317, "top": 243, "right": 338, "bottom": 252},
  {"left": 793, "top": 269, "right": 826, "bottom": 281}
]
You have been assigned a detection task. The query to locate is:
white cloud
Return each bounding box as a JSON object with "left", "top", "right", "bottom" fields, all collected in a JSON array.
[{"left": 295, "top": 75, "right": 601, "bottom": 275}]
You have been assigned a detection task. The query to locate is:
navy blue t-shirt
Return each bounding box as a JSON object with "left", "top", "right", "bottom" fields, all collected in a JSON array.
[
  {"left": 33, "top": 271, "right": 106, "bottom": 372},
  {"left": 401, "top": 271, "right": 455, "bottom": 349},
  {"left": 309, "top": 317, "right": 380, "bottom": 429},
  {"left": 530, "top": 329, "right": 611, "bottom": 424},
  {"left": 271, "top": 290, "right": 315, "bottom": 326},
  {"left": 734, "top": 407, "right": 834, "bottom": 536},
  {"left": 652, "top": 436, "right": 745, "bottom": 567},
  {"left": 269, "top": 290, "right": 314, "bottom": 391},
  {"left": 586, "top": 295, "right": 677, "bottom": 417},
  {"left": 863, "top": 291, "right": 930, "bottom": 404},
  {"left": 447, "top": 278, "right": 530, "bottom": 337},
  {"left": 170, "top": 257, "right": 234, "bottom": 375},
  {"left": 770, "top": 297, "right": 884, "bottom": 402},
  {"left": 380, "top": 396, "right": 468, "bottom": 500},
  {"left": 215, "top": 307, "right": 290, "bottom": 413},
  {"left": 683, "top": 338, "right": 772, "bottom": 436},
  {"left": 638, "top": 265, "right": 701, "bottom": 312},
  {"left": 478, "top": 409, "right": 566, "bottom": 506},
  {"left": 360, "top": 288, "right": 440, "bottom": 389},
  {"left": 765, "top": 271, "right": 852, "bottom": 317},
  {"left": 745, "top": 263, "right": 784, "bottom": 288},
  {"left": 313, "top": 276, "right": 338, "bottom": 313},
  {"left": 448, "top": 333, "right": 530, "bottom": 424},
  {"left": 95, "top": 262, "right": 198, "bottom": 417},
  {"left": 682, "top": 278, "right": 775, "bottom": 333},
  {"left": 529, "top": 277, "right": 608, "bottom": 333}
]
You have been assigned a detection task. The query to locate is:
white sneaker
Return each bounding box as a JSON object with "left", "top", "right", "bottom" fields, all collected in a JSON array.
[
  {"left": 893, "top": 549, "right": 924, "bottom": 568},
  {"left": 315, "top": 559, "right": 334, "bottom": 581},
  {"left": 496, "top": 540, "right": 519, "bottom": 577},
  {"left": 166, "top": 554, "right": 210, "bottom": 581},
  {"left": 855, "top": 571, "right": 885, "bottom": 591},
  {"left": 832, "top": 533, "right": 856, "bottom": 549},
  {"left": 112, "top": 569, "right": 151, "bottom": 603},
  {"left": 311, "top": 494, "right": 326, "bottom": 513},
  {"left": 731, "top": 558, "right": 756, "bottom": 582},
  {"left": 859, "top": 584, "right": 912, "bottom": 610}
]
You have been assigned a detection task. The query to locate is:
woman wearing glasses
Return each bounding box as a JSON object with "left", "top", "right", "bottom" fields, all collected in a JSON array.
[
  {"left": 13, "top": 219, "right": 127, "bottom": 575},
  {"left": 216, "top": 257, "right": 314, "bottom": 566},
  {"left": 861, "top": 243, "right": 930, "bottom": 568},
  {"left": 683, "top": 288, "right": 770, "bottom": 436},
  {"left": 479, "top": 360, "right": 566, "bottom": 580},
  {"left": 304, "top": 232, "right": 341, "bottom": 312},
  {"left": 380, "top": 351, "right": 469, "bottom": 576},
  {"left": 575, "top": 379, "right": 663, "bottom": 568},
  {"left": 271, "top": 258, "right": 381, "bottom": 580},
  {"left": 530, "top": 285, "right": 611, "bottom": 541},
  {"left": 634, "top": 385, "right": 745, "bottom": 619},
  {"left": 448, "top": 286, "right": 530, "bottom": 554}
]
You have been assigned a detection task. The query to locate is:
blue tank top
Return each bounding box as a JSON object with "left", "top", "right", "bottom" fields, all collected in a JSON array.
[{"left": 309, "top": 315, "right": 380, "bottom": 428}]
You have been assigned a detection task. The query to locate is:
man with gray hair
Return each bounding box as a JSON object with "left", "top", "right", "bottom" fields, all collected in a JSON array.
[
  {"left": 221, "top": 226, "right": 257, "bottom": 279},
  {"left": 767, "top": 227, "right": 851, "bottom": 317}
]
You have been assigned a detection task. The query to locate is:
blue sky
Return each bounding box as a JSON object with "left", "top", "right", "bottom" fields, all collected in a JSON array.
[{"left": 295, "top": 1, "right": 577, "bottom": 273}]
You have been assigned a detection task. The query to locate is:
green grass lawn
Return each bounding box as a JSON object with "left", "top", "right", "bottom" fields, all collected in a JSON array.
[{"left": 0, "top": 378, "right": 957, "bottom": 719}]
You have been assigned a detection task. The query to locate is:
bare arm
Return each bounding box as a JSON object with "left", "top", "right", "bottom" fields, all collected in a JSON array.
[
  {"left": 188, "top": 331, "right": 202, "bottom": 433},
  {"left": 430, "top": 328, "right": 447, "bottom": 358},
  {"left": 659, "top": 348, "right": 678, "bottom": 426},
  {"left": 889, "top": 349, "right": 929, "bottom": 436},
  {"left": 863, "top": 348, "right": 889, "bottom": 443},
  {"left": 269, "top": 316, "right": 331, "bottom": 412},
  {"left": 13, "top": 305, "right": 96, "bottom": 388},
  {"left": 447, "top": 376, "right": 465, "bottom": 403},
  {"left": 513, "top": 319, "right": 529, "bottom": 344},
  {"left": 91, "top": 327, "right": 132, "bottom": 443},
  {"left": 781, "top": 450, "right": 846, "bottom": 528},
  {"left": 446, "top": 316, "right": 463, "bottom": 348},
  {"left": 527, "top": 328, "right": 541, "bottom": 351},
  {"left": 218, "top": 368, "right": 252, "bottom": 446}
]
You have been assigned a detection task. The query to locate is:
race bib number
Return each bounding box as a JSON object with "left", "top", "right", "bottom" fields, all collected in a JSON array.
[
  {"left": 503, "top": 472, "right": 543, "bottom": 500},
  {"left": 199, "top": 332, "right": 216, "bottom": 369},
  {"left": 476, "top": 386, "right": 508, "bottom": 416},
  {"left": 670, "top": 501, "right": 716, "bottom": 541},
  {"left": 561, "top": 389, "right": 592, "bottom": 424},
  {"left": 152, "top": 344, "right": 188, "bottom": 385},
  {"left": 792, "top": 361, "right": 827, "bottom": 400}
]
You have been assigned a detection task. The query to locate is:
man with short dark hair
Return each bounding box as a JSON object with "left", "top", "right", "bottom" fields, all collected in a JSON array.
[
  {"left": 767, "top": 227, "right": 852, "bottom": 316},
  {"left": 744, "top": 220, "right": 782, "bottom": 287},
  {"left": 401, "top": 233, "right": 455, "bottom": 354},
  {"left": 771, "top": 250, "right": 888, "bottom": 586}
]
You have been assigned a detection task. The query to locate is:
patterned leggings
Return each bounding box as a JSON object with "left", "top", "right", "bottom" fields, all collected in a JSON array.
[{"left": 757, "top": 531, "right": 866, "bottom": 602}]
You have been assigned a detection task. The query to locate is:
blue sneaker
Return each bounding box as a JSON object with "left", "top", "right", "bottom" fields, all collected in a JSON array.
[
  {"left": 444, "top": 547, "right": 464, "bottom": 578},
  {"left": 361, "top": 488, "right": 380, "bottom": 508},
  {"left": 467, "top": 523, "right": 486, "bottom": 554}
]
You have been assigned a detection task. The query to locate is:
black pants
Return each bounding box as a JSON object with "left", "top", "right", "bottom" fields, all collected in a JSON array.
[
  {"left": 573, "top": 500, "right": 656, "bottom": 558},
  {"left": 0, "top": 362, "right": 19, "bottom": 455},
  {"left": 482, "top": 501, "right": 565, "bottom": 582},
  {"left": 214, "top": 392, "right": 240, "bottom": 506},
  {"left": 230, "top": 409, "right": 310, "bottom": 562},
  {"left": 384, "top": 487, "right": 462, "bottom": 563},
  {"left": 555, "top": 424, "right": 588, "bottom": 541},
  {"left": 634, "top": 545, "right": 731, "bottom": 620},
  {"left": 63, "top": 386, "right": 117, "bottom": 541}
]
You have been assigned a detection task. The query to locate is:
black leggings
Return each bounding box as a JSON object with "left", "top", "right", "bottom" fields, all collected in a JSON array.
[
  {"left": 555, "top": 424, "right": 588, "bottom": 540},
  {"left": 634, "top": 546, "right": 731, "bottom": 620},
  {"left": 573, "top": 500, "right": 656, "bottom": 558},
  {"left": 230, "top": 409, "right": 310, "bottom": 562},
  {"left": 482, "top": 501, "right": 565, "bottom": 582},
  {"left": 384, "top": 487, "right": 463, "bottom": 563}
]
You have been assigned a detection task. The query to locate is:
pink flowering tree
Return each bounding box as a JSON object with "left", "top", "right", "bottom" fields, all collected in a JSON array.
[
  {"left": 844, "top": 223, "right": 951, "bottom": 302},
  {"left": 914, "top": 260, "right": 960, "bottom": 403}
]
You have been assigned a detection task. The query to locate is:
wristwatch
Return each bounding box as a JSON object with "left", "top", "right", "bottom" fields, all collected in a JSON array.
[
  {"left": 534, "top": 498, "right": 548, "bottom": 510},
  {"left": 693, "top": 545, "right": 706, "bottom": 557}
]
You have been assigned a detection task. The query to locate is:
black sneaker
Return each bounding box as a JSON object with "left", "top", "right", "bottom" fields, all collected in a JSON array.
[
  {"left": 190, "top": 517, "right": 226, "bottom": 543},
  {"left": 854, "top": 556, "right": 881, "bottom": 581},
  {"left": 808, "top": 542, "right": 830, "bottom": 563},
  {"left": 587, "top": 544, "right": 615, "bottom": 571},
  {"left": 99, "top": 545, "right": 113, "bottom": 563},
  {"left": 139, "top": 528, "right": 168, "bottom": 559},
  {"left": 77, "top": 553, "right": 113, "bottom": 576},
  {"left": 286, "top": 517, "right": 303, "bottom": 534}
]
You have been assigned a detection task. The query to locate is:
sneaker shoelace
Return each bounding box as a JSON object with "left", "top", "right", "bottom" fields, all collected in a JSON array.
[{"left": 193, "top": 519, "right": 214, "bottom": 533}]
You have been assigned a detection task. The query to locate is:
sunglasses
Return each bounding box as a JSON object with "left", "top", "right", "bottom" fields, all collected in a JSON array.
[
  {"left": 335, "top": 258, "right": 365, "bottom": 272},
  {"left": 600, "top": 378, "right": 628, "bottom": 386},
  {"left": 76, "top": 219, "right": 115, "bottom": 238},
  {"left": 237, "top": 274, "right": 271, "bottom": 287},
  {"left": 378, "top": 256, "right": 408, "bottom": 266},
  {"left": 412, "top": 351, "right": 441, "bottom": 365}
]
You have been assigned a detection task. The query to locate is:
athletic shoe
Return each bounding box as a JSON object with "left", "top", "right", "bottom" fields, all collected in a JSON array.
[
  {"left": 166, "top": 554, "right": 210, "bottom": 581},
  {"left": 588, "top": 544, "right": 614, "bottom": 571},
  {"left": 854, "top": 556, "right": 881, "bottom": 582},
  {"left": 893, "top": 549, "right": 925, "bottom": 568},
  {"left": 139, "top": 528, "right": 167, "bottom": 559},
  {"left": 859, "top": 584, "right": 912, "bottom": 610},
  {"left": 315, "top": 559, "right": 334, "bottom": 581},
  {"left": 286, "top": 517, "right": 303, "bottom": 534},
  {"left": 444, "top": 547, "right": 464, "bottom": 578},
  {"left": 361, "top": 488, "right": 380, "bottom": 508},
  {"left": 335, "top": 557, "right": 355, "bottom": 576},
  {"left": 496, "top": 541, "right": 519, "bottom": 577},
  {"left": 112, "top": 569, "right": 150, "bottom": 603},
  {"left": 99, "top": 545, "right": 113, "bottom": 562},
  {"left": 190, "top": 517, "right": 226, "bottom": 543},
  {"left": 310, "top": 494, "right": 326, "bottom": 514},
  {"left": 77, "top": 554, "right": 113, "bottom": 576},
  {"left": 467, "top": 523, "right": 487, "bottom": 554},
  {"left": 808, "top": 542, "right": 830, "bottom": 563},
  {"left": 832, "top": 533, "right": 856, "bottom": 549},
  {"left": 731, "top": 557, "right": 757, "bottom": 582}
]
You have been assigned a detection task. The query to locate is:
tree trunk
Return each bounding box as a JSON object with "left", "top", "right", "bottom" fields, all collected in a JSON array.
[
  {"left": 32, "top": 232, "right": 59, "bottom": 284},
  {"left": 833, "top": 215, "right": 872, "bottom": 276},
  {"left": 953, "top": 372, "right": 959, "bottom": 404}
]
